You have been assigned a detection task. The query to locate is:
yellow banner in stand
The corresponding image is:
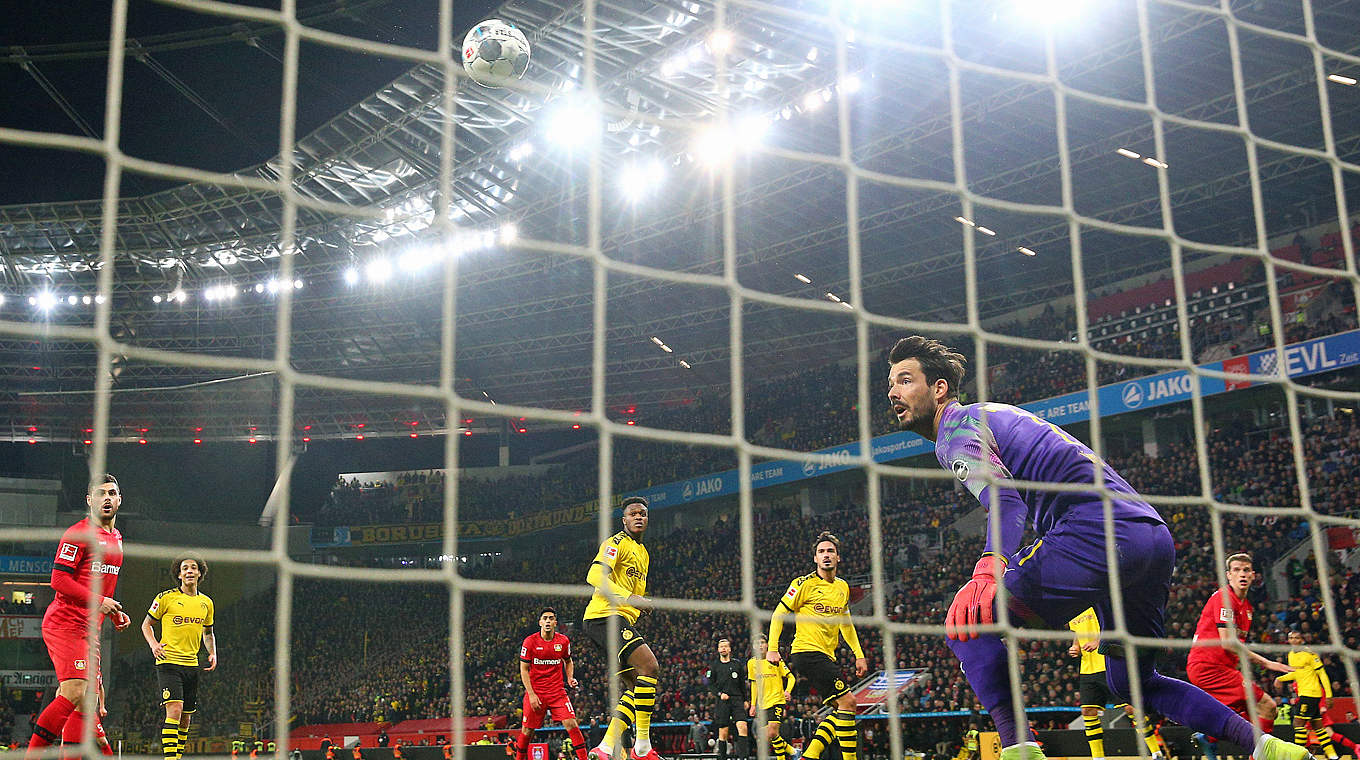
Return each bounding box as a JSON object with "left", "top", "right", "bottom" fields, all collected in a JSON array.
[{"left": 353, "top": 495, "right": 624, "bottom": 544}]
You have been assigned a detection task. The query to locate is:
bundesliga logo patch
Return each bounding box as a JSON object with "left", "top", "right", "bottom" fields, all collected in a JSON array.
[
  {"left": 604, "top": 545, "right": 618, "bottom": 559},
  {"left": 58, "top": 543, "right": 79, "bottom": 562}
]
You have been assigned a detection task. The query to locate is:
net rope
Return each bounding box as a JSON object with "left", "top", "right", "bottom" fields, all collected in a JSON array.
[{"left": 0, "top": 0, "right": 1359, "bottom": 759}]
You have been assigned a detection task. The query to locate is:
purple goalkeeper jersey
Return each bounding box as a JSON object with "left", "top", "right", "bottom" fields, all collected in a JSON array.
[{"left": 934, "top": 401, "right": 1164, "bottom": 563}]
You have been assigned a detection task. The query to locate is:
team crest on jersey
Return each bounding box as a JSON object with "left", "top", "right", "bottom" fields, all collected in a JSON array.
[
  {"left": 622, "top": 630, "right": 633, "bottom": 640},
  {"left": 75, "top": 660, "right": 86, "bottom": 670},
  {"left": 554, "top": 643, "right": 562, "bottom": 651},
  {"left": 604, "top": 545, "right": 618, "bottom": 559},
  {"left": 163, "top": 689, "right": 171, "bottom": 700},
  {"left": 59, "top": 543, "right": 79, "bottom": 562},
  {"left": 952, "top": 460, "right": 969, "bottom": 482}
]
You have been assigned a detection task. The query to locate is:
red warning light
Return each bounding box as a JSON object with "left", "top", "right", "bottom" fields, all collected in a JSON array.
[
  {"left": 626, "top": 420, "right": 636, "bottom": 426},
  {"left": 572, "top": 424, "right": 581, "bottom": 430},
  {"left": 193, "top": 439, "right": 202, "bottom": 445},
  {"left": 356, "top": 434, "right": 365, "bottom": 441},
  {"left": 248, "top": 438, "right": 257, "bottom": 444},
  {"left": 28, "top": 438, "right": 37, "bottom": 445},
  {"left": 409, "top": 433, "right": 418, "bottom": 439},
  {"left": 83, "top": 440, "right": 93, "bottom": 446},
  {"left": 138, "top": 439, "right": 147, "bottom": 445},
  {"left": 463, "top": 431, "right": 472, "bottom": 436}
]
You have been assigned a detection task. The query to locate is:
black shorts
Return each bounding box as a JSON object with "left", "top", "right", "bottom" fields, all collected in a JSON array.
[
  {"left": 1296, "top": 696, "right": 1323, "bottom": 720},
  {"left": 789, "top": 652, "right": 850, "bottom": 706},
  {"left": 713, "top": 697, "right": 747, "bottom": 728},
  {"left": 581, "top": 616, "right": 646, "bottom": 673},
  {"left": 156, "top": 663, "right": 201, "bottom": 713},
  {"left": 1079, "top": 672, "right": 1124, "bottom": 709},
  {"left": 756, "top": 704, "right": 786, "bottom": 725}
]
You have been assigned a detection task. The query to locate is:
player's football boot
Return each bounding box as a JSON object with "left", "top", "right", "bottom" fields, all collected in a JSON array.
[
  {"left": 998, "top": 744, "right": 1046, "bottom": 760},
  {"left": 1254, "top": 734, "right": 1310, "bottom": 760},
  {"left": 628, "top": 747, "right": 664, "bottom": 760},
  {"left": 587, "top": 748, "right": 612, "bottom": 760}
]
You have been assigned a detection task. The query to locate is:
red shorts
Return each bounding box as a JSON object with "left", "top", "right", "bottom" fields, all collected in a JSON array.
[
  {"left": 43, "top": 625, "right": 101, "bottom": 682},
  {"left": 1187, "top": 660, "right": 1265, "bottom": 718},
  {"left": 522, "top": 693, "right": 576, "bottom": 730}
]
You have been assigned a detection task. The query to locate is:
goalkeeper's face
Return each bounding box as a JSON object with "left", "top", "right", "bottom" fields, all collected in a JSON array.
[
  {"left": 887, "top": 358, "right": 940, "bottom": 436},
  {"left": 814, "top": 540, "right": 840, "bottom": 573}
]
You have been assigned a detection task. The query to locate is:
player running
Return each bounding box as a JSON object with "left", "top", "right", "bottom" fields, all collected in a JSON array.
[
  {"left": 1186, "top": 553, "right": 1291, "bottom": 735},
  {"left": 26, "top": 474, "right": 129, "bottom": 759},
  {"left": 143, "top": 556, "right": 217, "bottom": 760},
  {"left": 767, "top": 532, "right": 867, "bottom": 760},
  {"left": 515, "top": 608, "right": 588, "bottom": 760},
  {"left": 707, "top": 638, "right": 749, "bottom": 760},
  {"left": 582, "top": 497, "right": 662, "bottom": 760},
  {"left": 885, "top": 336, "right": 1309, "bottom": 760},
  {"left": 747, "top": 635, "right": 794, "bottom": 760}
]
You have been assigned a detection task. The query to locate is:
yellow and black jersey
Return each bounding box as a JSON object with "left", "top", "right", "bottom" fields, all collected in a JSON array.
[
  {"left": 1068, "top": 607, "right": 1105, "bottom": 675},
  {"left": 147, "top": 588, "right": 214, "bottom": 666},
  {"left": 583, "top": 531, "right": 649, "bottom": 624},
  {"left": 1278, "top": 648, "right": 1332, "bottom": 699},
  {"left": 768, "top": 572, "right": 864, "bottom": 659},
  {"left": 747, "top": 657, "right": 795, "bottom": 710}
]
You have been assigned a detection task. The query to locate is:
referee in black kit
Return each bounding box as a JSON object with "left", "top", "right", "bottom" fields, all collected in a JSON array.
[{"left": 707, "top": 637, "right": 749, "bottom": 760}]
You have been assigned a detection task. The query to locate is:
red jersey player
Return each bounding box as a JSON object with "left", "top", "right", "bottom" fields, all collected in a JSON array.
[
  {"left": 27, "top": 474, "right": 131, "bottom": 759},
  {"left": 516, "top": 608, "right": 588, "bottom": 760},
  {"left": 1186, "top": 552, "right": 1292, "bottom": 734}
]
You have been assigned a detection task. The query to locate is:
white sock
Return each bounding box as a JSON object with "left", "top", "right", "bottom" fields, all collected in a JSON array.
[
  {"left": 596, "top": 742, "right": 613, "bottom": 755},
  {"left": 633, "top": 739, "right": 651, "bottom": 755},
  {"left": 1254, "top": 733, "right": 1273, "bottom": 758}
]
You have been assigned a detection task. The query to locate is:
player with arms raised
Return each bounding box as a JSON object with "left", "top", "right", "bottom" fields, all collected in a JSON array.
[
  {"left": 885, "top": 336, "right": 1307, "bottom": 760},
  {"left": 26, "top": 474, "right": 128, "bottom": 759},
  {"left": 581, "top": 497, "right": 663, "bottom": 760},
  {"left": 766, "top": 532, "right": 867, "bottom": 760},
  {"left": 515, "top": 608, "right": 588, "bottom": 760},
  {"left": 143, "top": 556, "right": 217, "bottom": 760}
]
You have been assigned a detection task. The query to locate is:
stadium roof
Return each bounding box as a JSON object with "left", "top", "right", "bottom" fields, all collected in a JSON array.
[{"left": 1, "top": 0, "right": 1358, "bottom": 442}]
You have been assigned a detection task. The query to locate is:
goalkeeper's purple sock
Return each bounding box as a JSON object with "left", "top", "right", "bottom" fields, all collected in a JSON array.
[
  {"left": 948, "top": 634, "right": 1032, "bottom": 747},
  {"left": 1104, "top": 656, "right": 1256, "bottom": 751}
]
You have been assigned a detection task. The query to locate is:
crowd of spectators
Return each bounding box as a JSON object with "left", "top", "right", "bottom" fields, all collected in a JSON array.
[{"left": 102, "top": 404, "right": 1360, "bottom": 758}]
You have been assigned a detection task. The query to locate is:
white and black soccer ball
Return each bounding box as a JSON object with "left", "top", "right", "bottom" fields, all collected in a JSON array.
[{"left": 462, "top": 19, "right": 530, "bottom": 89}]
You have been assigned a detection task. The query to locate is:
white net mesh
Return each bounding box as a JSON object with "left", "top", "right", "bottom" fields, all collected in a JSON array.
[{"left": 3, "top": 0, "right": 1360, "bottom": 759}]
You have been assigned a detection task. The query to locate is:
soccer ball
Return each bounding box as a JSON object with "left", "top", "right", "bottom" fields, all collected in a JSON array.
[{"left": 462, "top": 20, "right": 530, "bottom": 89}]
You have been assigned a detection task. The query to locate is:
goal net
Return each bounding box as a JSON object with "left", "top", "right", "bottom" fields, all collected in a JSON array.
[{"left": 1, "top": 1, "right": 1359, "bottom": 760}]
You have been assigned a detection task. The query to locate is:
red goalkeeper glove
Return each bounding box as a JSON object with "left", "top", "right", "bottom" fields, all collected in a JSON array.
[{"left": 946, "top": 555, "right": 1007, "bottom": 641}]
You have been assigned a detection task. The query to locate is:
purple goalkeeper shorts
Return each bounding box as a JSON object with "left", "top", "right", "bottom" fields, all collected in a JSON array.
[{"left": 1000, "top": 510, "right": 1174, "bottom": 643}]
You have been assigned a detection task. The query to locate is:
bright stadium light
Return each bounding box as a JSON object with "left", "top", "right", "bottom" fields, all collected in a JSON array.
[
  {"left": 709, "top": 29, "right": 734, "bottom": 54},
  {"left": 81, "top": 295, "right": 92, "bottom": 305},
  {"left": 1143, "top": 157, "right": 1169, "bottom": 169},
  {"left": 94, "top": 294, "right": 105, "bottom": 305},
  {"left": 254, "top": 283, "right": 265, "bottom": 294},
  {"left": 679, "top": 360, "right": 691, "bottom": 369},
  {"left": 66, "top": 295, "right": 78, "bottom": 306},
  {"left": 498, "top": 223, "right": 519, "bottom": 245},
  {"left": 398, "top": 247, "right": 433, "bottom": 273},
  {"left": 35, "top": 291, "right": 58, "bottom": 311},
  {"left": 693, "top": 125, "right": 733, "bottom": 167},
  {"left": 366, "top": 258, "right": 393, "bottom": 283},
  {"left": 153, "top": 294, "right": 163, "bottom": 304},
  {"left": 840, "top": 74, "right": 862, "bottom": 94},
  {"left": 1116, "top": 148, "right": 1141, "bottom": 159},
  {"left": 546, "top": 99, "right": 600, "bottom": 148},
  {"left": 508, "top": 142, "right": 534, "bottom": 161},
  {"left": 266, "top": 278, "right": 281, "bottom": 294},
  {"left": 1328, "top": 74, "right": 1358, "bottom": 86},
  {"left": 344, "top": 267, "right": 360, "bottom": 285},
  {"left": 1018, "top": 246, "right": 1037, "bottom": 256},
  {"left": 293, "top": 279, "right": 303, "bottom": 290},
  {"left": 171, "top": 289, "right": 187, "bottom": 302},
  {"left": 734, "top": 114, "right": 771, "bottom": 149},
  {"left": 802, "top": 91, "right": 824, "bottom": 112},
  {"left": 977, "top": 226, "right": 997, "bottom": 236},
  {"left": 620, "top": 160, "right": 665, "bottom": 197},
  {"left": 794, "top": 273, "right": 812, "bottom": 284}
]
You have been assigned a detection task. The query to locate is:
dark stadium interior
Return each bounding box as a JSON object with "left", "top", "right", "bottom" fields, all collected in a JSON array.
[{"left": 3, "top": 0, "right": 1360, "bottom": 758}]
